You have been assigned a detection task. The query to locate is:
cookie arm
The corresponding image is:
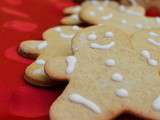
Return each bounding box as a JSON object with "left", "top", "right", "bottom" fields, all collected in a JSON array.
[
  {"left": 19, "top": 40, "right": 43, "bottom": 59},
  {"left": 61, "top": 14, "right": 81, "bottom": 25},
  {"left": 44, "top": 56, "right": 69, "bottom": 81},
  {"left": 24, "top": 56, "right": 67, "bottom": 87},
  {"left": 63, "top": 6, "right": 81, "bottom": 15}
]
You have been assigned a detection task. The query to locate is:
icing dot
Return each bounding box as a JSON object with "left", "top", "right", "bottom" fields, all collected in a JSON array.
[
  {"left": 153, "top": 96, "right": 160, "bottom": 111},
  {"left": 37, "top": 41, "right": 48, "bottom": 50},
  {"left": 53, "top": 27, "right": 62, "bottom": 32},
  {"left": 88, "top": 11, "right": 96, "bottom": 16},
  {"left": 121, "top": 19, "right": 127, "bottom": 24},
  {"left": 112, "top": 73, "right": 123, "bottom": 82},
  {"left": 97, "top": 6, "right": 104, "bottom": 11},
  {"left": 135, "top": 23, "right": 143, "bottom": 29},
  {"left": 104, "top": 32, "right": 114, "bottom": 38},
  {"left": 148, "top": 32, "right": 159, "bottom": 37},
  {"left": 32, "top": 69, "right": 45, "bottom": 75},
  {"left": 72, "top": 25, "right": 80, "bottom": 31},
  {"left": 141, "top": 50, "right": 150, "bottom": 59},
  {"left": 88, "top": 33, "right": 97, "bottom": 41},
  {"left": 71, "top": 14, "right": 79, "bottom": 20},
  {"left": 119, "top": 5, "right": 126, "bottom": 11},
  {"left": 35, "top": 59, "right": 45, "bottom": 65},
  {"left": 148, "top": 59, "right": 158, "bottom": 66},
  {"left": 105, "top": 59, "right": 116, "bottom": 66},
  {"left": 116, "top": 88, "right": 128, "bottom": 98},
  {"left": 101, "top": 14, "right": 113, "bottom": 21}
]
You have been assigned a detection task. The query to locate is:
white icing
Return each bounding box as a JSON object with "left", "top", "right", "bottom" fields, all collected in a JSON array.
[
  {"left": 73, "top": 6, "right": 81, "bottom": 13},
  {"left": 135, "top": 23, "right": 143, "bottom": 29},
  {"left": 116, "top": 88, "right": 128, "bottom": 97},
  {"left": 119, "top": 5, "right": 126, "bottom": 12},
  {"left": 66, "top": 56, "right": 77, "bottom": 74},
  {"left": 121, "top": 19, "right": 127, "bottom": 24},
  {"left": 90, "top": 41, "right": 115, "bottom": 50},
  {"left": 105, "top": 59, "right": 116, "bottom": 66},
  {"left": 101, "top": 14, "right": 113, "bottom": 21},
  {"left": 37, "top": 41, "right": 48, "bottom": 50},
  {"left": 71, "top": 14, "right": 79, "bottom": 20},
  {"left": 97, "top": 6, "right": 104, "bottom": 11},
  {"left": 32, "top": 69, "right": 44, "bottom": 75},
  {"left": 156, "top": 17, "right": 160, "bottom": 24},
  {"left": 72, "top": 46, "right": 79, "bottom": 52},
  {"left": 69, "top": 94, "right": 101, "bottom": 113},
  {"left": 89, "top": 11, "right": 96, "bottom": 16},
  {"left": 88, "top": 33, "right": 97, "bottom": 41},
  {"left": 53, "top": 27, "right": 62, "bottom": 32},
  {"left": 35, "top": 59, "right": 45, "bottom": 65},
  {"left": 91, "top": 1, "right": 98, "bottom": 5},
  {"left": 104, "top": 32, "right": 114, "bottom": 38},
  {"left": 60, "top": 33, "right": 74, "bottom": 39},
  {"left": 148, "top": 59, "right": 158, "bottom": 66},
  {"left": 148, "top": 32, "right": 159, "bottom": 37},
  {"left": 147, "top": 38, "right": 160, "bottom": 46},
  {"left": 153, "top": 96, "right": 160, "bottom": 111},
  {"left": 112, "top": 73, "right": 123, "bottom": 82},
  {"left": 129, "top": 0, "right": 137, "bottom": 5},
  {"left": 72, "top": 25, "right": 80, "bottom": 31},
  {"left": 127, "top": 10, "right": 142, "bottom": 16},
  {"left": 141, "top": 50, "right": 151, "bottom": 59},
  {"left": 141, "top": 50, "right": 158, "bottom": 66}
]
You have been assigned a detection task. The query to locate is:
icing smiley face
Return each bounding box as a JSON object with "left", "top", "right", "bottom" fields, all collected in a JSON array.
[
  {"left": 46, "top": 25, "right": 160, "bottom": 120},
  {"left": 61, "top": 1, "right": 120, "bottom": 25},
  {"left": 80, "top": 1, "right": 160, "bottom": 35},
  {"left": 19, "top": 26, "right": 81, "bottom": 86}
]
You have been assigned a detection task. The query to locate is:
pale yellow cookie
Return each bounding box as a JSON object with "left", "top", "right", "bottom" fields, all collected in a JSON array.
[
  {"left": 63, "top": 6, "right": 81, "bottom": 15},
  {"left": 20, "top": 26, "right": 81, "bottom": 87},
  {"left": 49, "top": 25, "right": 160, "bottom": 120},
  {"left": 61, "top": 0, "right": 120, "bottom": 25}
]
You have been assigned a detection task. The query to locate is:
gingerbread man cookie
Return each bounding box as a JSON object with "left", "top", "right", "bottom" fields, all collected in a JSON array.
[
  {"left": 19, "top": 26, "right": 81, "bottom": 87},
  {"left": 61, "top": 0, "right": 119, "bottom": 25},
  {"left": 81, "top": 2, "right": 160, "bottom": 35},
  {"left": 47, "top": 25, "right": 160, "bottom": 120}
]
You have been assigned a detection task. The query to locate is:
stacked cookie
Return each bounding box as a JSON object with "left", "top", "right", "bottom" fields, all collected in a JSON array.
[{"left": 18, "top": 0, "right": 160, "bottom": 120}]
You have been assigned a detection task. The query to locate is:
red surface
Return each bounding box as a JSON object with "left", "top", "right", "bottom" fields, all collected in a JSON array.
[
  {"left": 0, "top": 0, "right": 160, "bottom": 119},
  {"left": 0, "top": 0, "right": 75, "bottom": 119}
]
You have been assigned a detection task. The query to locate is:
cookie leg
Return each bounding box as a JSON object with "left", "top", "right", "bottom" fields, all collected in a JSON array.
[
  {"left": 19, "top": 40, "right": 43, "bottom": 59},
  {"left": 49, "top": 88, "right": 124, "bottom": 120},
  {"left": 25, "top": 57, "right": 64, "bottom": 87}
]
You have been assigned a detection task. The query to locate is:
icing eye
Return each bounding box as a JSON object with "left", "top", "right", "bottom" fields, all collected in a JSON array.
[
  {"left": 88, "top": 33, "right": 97, "bottom": 41},
  {"left": 104, "top": 32, "right": 114, "bottom": 38},
  {"left": 88, "top": 11, "right": 96, "bottom": 16}
]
